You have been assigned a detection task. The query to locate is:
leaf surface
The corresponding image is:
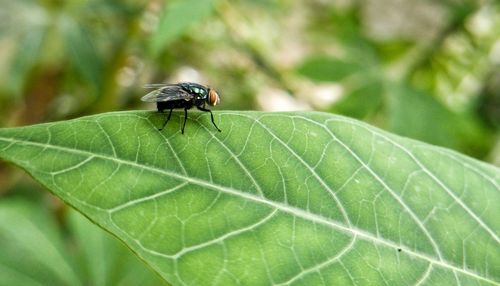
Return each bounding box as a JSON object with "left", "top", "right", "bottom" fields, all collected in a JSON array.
[{"left": 0, "top": 111, "right": 498, "bottom": 285}]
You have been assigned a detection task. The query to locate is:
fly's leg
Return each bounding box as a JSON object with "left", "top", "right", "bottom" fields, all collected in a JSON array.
[
  {"left": 159, "top": 109, "right": 173, "bottom": 131},
  {"left": 181, "top": 108, "right": 188, "bottom": 134},
  {"left": 197, "top": 106, "right": 221, "bottom": 132}
]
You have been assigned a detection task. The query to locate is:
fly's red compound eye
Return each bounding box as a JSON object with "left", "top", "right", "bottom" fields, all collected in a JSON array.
[{"left": 208, "top": 89, "right": 220, "bottom": 106}]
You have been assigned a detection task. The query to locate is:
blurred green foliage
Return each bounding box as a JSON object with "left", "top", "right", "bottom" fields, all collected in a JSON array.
[
  {"left": 1, "top": 0, "right": 498, "bottom": 158},
  {"left": 0, "top": 0, "right": 499, "bottom": 281},
  {"left": 0, "top": 198, "right": 165, "bottom": 285}
]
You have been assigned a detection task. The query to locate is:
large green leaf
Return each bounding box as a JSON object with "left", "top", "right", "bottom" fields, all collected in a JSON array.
[{"left": 0, "top": 111, "right": 498, "bottom": 285}]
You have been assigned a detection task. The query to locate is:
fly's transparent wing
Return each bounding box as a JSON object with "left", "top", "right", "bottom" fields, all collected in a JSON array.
[
  {"left": 141, "top": 84, "right": 194, "bottom": 102},
  {"left": 143, "top": 83, "right": 172, "bottom": 88}
]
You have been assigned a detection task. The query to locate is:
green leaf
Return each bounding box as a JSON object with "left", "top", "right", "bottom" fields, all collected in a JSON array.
[
  {"left": 0, "top": 199, "right": 81, "bottom": 286},
  {"left": 150, "top": 0, "right": 214, "bottom": 56},
  {"left": 386, "top": 83, "right": 494, "bottom": 158},
  {"left": 67, "top": 206, "right": 166, "bottom": 286},
  {"left": 0, "top": 111, "right": 499, "bottom": 285},
  {"left": 0, "top": 198, "right": 165, "bottom": 286},
  {"left": 332, "top": 80, "right": 383, "bottom": 119},
  {"left": 8, "top": 27, "right": 47, "bottom": 95},
  {"left": 60, "top": 17, "right": 104, "bottom": 92},
  {"left": 296, "top": 56, "right": 365, "bottom": 82}
]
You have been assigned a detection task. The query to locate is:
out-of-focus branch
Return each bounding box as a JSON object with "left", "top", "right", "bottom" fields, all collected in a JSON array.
[
  {"left": 397, "top": 3, "right": 476, "bottom": 81},
  {"left": 92, "top": 8, "right": 144, "bottom": 113},
  {"left": 214, "top": 0, "right": 299, "bottom": 95}
]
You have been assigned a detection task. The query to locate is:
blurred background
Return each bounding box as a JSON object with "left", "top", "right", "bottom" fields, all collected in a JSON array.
[
  {"left": 1, "top": 0, "right": 500, "bottom": 161},
  {"left": 0, "top": 0, "right": 499, "bottom": 283}
]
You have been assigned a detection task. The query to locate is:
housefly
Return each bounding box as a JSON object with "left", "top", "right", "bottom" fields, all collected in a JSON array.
[{"left": 141, "top": 82, "right": 221, "bottom": 134}]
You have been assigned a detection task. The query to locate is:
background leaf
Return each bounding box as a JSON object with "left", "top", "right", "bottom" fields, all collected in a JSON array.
[
  {"left": 0, "top": 199, "right": 81, "bottom": 286},
  {"left": 7, "top": 27, "right": 46, "bottom": 96},
  {"left": 150, "top": 0, "right": 215, "bottom": 56},
  {"left": 385, "top": 83, "right": 493, "bottom": 157},
  {"left": 60, "top": 17, "right": 104, "bottom": 93},
  {"left": 0, "top": 198, "right": 165, "bottom": 286},
  {"left": 331, "top": 80, "right": 383, "bottom": 119},
  {"left": 296, "top": 56, "right": 366, "bottom": 82},
  {"left": 0, "top": 111, "right": 498, "bottom": 285}
]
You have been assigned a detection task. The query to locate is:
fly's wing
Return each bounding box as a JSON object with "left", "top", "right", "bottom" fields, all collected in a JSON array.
[
  {"left": 141, "top": 84, "right": 194, "bottom": 102},
  {"left": 143, "top": 83, "right": 173, "bottom": 88}
]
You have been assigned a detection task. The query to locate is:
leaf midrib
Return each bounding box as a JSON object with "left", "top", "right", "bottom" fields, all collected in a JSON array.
[{"left": 0, "top": 135, "right": 494, "bottom": 284}]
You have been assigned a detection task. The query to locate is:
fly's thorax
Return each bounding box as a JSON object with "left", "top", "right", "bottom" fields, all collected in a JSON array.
[{"left": 182, "top": 83, "right": 208, "bottom": 98}]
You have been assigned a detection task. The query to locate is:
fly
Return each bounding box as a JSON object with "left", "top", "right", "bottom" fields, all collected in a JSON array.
[{"left": 141, "top": 82, "right": 221, "bottom": 134}]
